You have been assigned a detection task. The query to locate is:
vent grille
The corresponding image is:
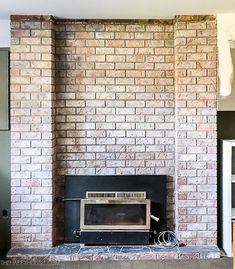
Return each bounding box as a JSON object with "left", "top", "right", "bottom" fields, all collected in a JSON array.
[
  {"left": 86, "top": 192, "right": 146, "bottom": 199},
  {"left": 86, "top": 192, "right": 116, "bottom": 198},
  {"left": 116, "top": 192, "right": 146, "bottom": 199}
]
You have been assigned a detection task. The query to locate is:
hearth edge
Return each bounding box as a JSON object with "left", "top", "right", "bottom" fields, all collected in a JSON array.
[{"left": 6, "top": 245, "right": 221, "bottom": 261}]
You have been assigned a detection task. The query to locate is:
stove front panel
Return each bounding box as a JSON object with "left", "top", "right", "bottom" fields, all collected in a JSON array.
[{"left": 80, "top": 199, "right": 150, "bottom": 230}]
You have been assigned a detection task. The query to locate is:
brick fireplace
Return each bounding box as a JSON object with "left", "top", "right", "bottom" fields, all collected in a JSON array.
[{"left": 10, "top": 15, "right": 217, "bottom": 249}]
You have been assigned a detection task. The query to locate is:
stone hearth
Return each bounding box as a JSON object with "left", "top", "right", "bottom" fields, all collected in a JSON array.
[{"left": 7, "top": 245, "right": 220, "bottom": 261}]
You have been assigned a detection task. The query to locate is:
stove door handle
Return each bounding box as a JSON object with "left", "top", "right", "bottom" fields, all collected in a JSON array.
[{"left": 150, "top": 215, "right": 160, "bottom": 222}]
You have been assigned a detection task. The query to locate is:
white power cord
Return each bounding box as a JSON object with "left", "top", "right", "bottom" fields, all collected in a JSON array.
[
  {"left": 149, "top": 215, "right": 180, "bottom": 250},
  {"left": 154, "top": 231, "right": 180, "bottom": 250}
]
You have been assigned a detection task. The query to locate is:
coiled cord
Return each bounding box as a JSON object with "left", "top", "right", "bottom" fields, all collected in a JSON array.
[{"left": 154, "top": 231, "right": 180, "bottom": 249}]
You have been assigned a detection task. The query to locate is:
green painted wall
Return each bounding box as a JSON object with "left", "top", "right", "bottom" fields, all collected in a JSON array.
[
  {"left": 0, "top": 49, "right": 9, "bottom": 130},
  {"left": 0, "top": 48, "right": 10, "bottom": 250},
  {"left": 0, "top": 131, "right": 10, "bottom": 249}
]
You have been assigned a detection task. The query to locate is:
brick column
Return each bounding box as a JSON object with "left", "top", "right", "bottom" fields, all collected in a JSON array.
[
  {"left": 10, "top": 16, "right": 56, "bottom": 247},
  {"left": 174, "top": 16, "right": 217, "bottom": 245}
]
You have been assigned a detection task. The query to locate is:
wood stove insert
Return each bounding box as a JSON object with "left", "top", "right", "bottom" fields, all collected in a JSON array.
[{"left": 64, "top": 175, "right": 167, "bottom": 245}]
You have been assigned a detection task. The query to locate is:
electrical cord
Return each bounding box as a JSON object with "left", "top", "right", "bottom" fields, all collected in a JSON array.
[
  {"left": 154, "top": 231, "right": 180, "bottom": 250},
  {"left": 150, "top": 215, "right": 181, "bottom": 250}
]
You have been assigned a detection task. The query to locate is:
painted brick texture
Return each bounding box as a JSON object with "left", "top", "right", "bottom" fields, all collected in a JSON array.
[
  {"left": 175, "top": 17, "right": 217, "bottom": 245},
  {"left": 55, "top": 21, "right": 175, "bottom": 176},
  {"left": 55, "top": 21, "right": 176, "bottom": 231},
  {"left": 10, "top": 16, "right": 56, "bottom": 247},
  {"left": 10, "top": 16, "right": 217, "bottom": 247}
]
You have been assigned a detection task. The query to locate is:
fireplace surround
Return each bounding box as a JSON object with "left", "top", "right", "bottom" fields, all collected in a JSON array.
[{"left": 10, "top": 15, "right": 217, "bottom": 249}]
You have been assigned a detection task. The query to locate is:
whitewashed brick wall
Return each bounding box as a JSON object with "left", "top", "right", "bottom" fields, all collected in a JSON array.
[
  {"left": 10, "top": 16, "right": 217, "bottom": 247},
  {"left": 55, "top": 20, "right": 176, "bottom": 232},
  {"left": 55, "top": 20, "right": 175, "bottom": 176},
  {"left": 175, "top": 16, "right": 217, "bottom": 245},
  {"left": 10, "top": 16, "right": 56, "bottom": 247}
]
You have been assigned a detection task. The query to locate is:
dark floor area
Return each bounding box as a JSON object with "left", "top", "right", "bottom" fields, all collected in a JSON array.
[
  {"left": 0, "top": 249, "right": 7, "bottom": 261},
  {"left": 0, "top": 258, "right": 233, "bottom": 269}
]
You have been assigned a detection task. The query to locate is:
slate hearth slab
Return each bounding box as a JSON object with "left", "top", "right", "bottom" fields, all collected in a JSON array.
[
  {"left": 149, "top": 245, "right": 178, "bottom": 253},
  {"left": 50, "top": 244, "right": 81, "bottom": 255},
  {"left": 7, "top": 245, "right": 221, "bottom": 261},
  {"left": 119, "top": 246, "right": 152, "bottom": 253},
  {"left": 178, "top": 246, "right": 221, "bottom": 259},
  {"left": 79, "top": 246, "right": 109, "bottom": 254},
  {"left": 107, "top": 247, "right": 123, "bottom": 253},
  {"left": 7, "top": 248, "right": 51, "bottom": 256},
  {"left": 179, "top": 246, "right": 219, "bottom": 253}
]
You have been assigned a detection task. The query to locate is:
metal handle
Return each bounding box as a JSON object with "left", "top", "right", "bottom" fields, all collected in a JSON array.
[
  {"left": 73, "top": 230, "right": 80, "bottom": 238},
  {"left": 150, "top": 214, "right": 159, "bottom": 222}
]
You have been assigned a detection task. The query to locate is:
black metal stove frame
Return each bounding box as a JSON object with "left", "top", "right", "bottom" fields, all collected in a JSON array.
[{"left": 64, "top": 175, "right": 167, "bottom": 245}]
